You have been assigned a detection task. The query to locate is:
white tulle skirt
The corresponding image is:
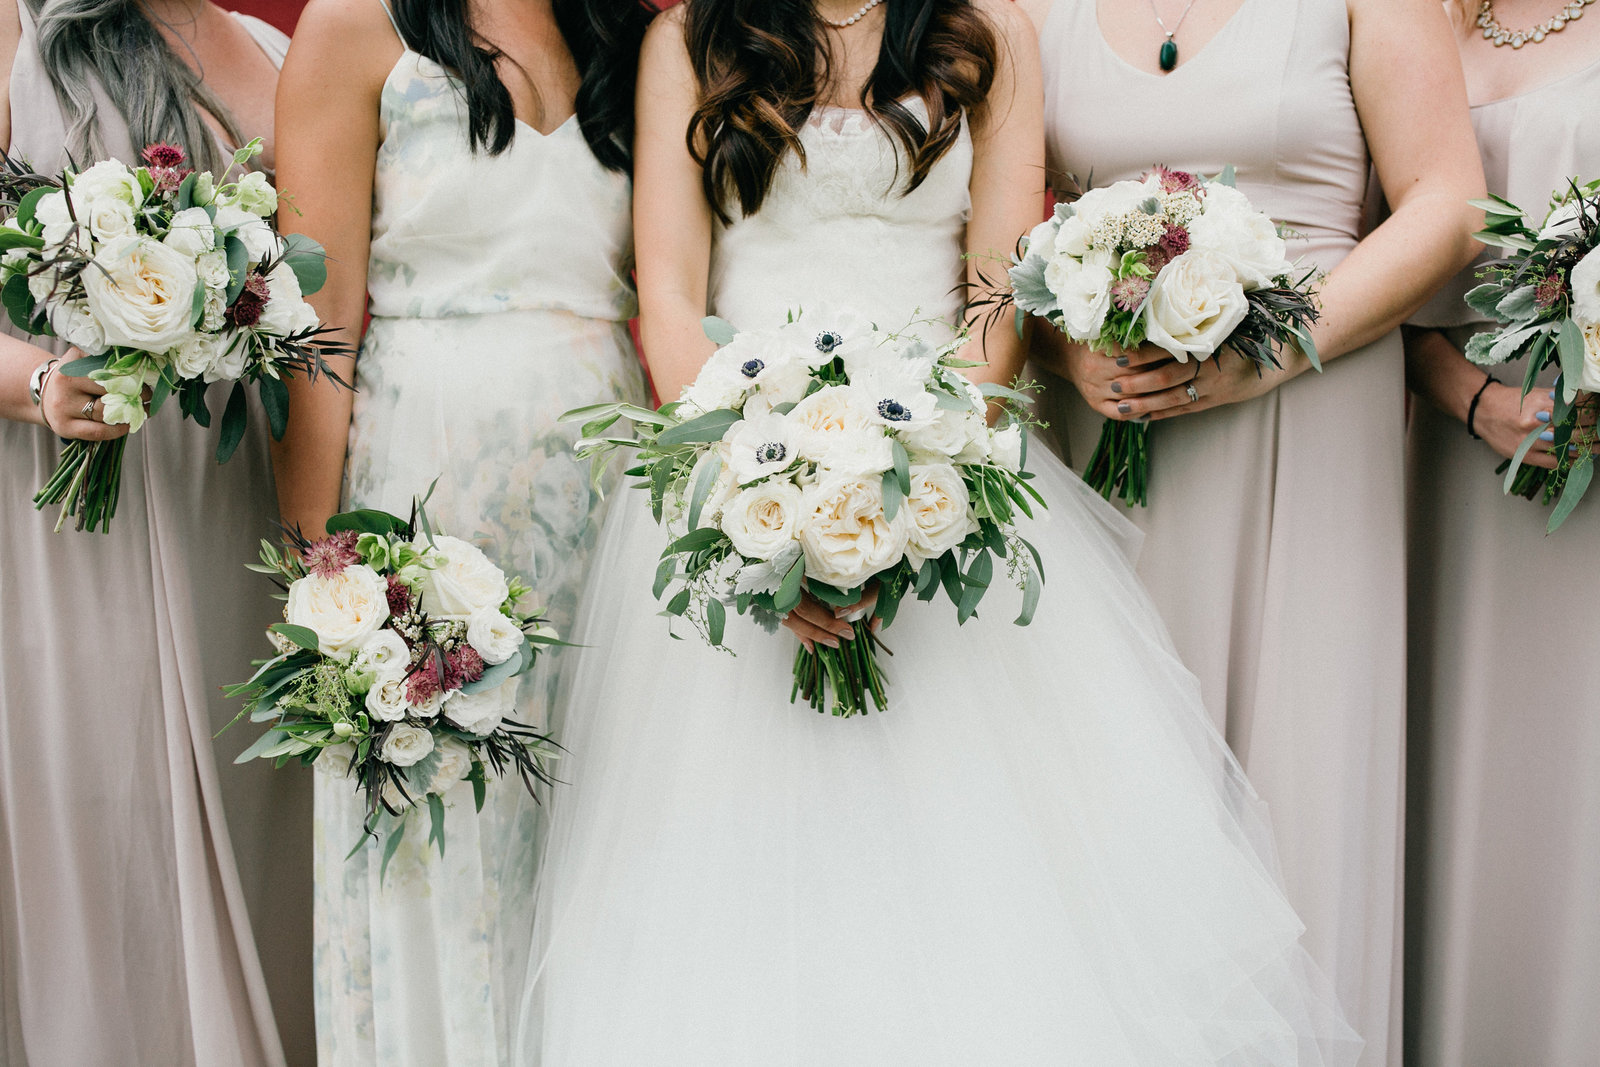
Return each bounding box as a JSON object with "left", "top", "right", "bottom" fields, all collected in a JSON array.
[{"left": 515, "top": 450, "right": 1361, "bottom": 1066}]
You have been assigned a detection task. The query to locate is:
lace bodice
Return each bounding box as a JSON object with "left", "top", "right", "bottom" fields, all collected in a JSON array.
[
  {"left": 709, "top": 100, "right": 972, "bottom": 331},
  {"left": 367, "top": 50, "right": 636, "bottom": 322}
]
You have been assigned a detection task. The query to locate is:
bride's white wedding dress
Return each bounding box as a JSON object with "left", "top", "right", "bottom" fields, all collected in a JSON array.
[{"left": 518, "top": 104, "right": 1360, "bottom": 1065}]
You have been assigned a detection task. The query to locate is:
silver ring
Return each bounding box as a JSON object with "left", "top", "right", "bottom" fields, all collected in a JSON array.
[
  {"left": 1185, "top": 384, "right": 1200, "bottom": 404},
  {"left": 80, "top": 399, "right": 97, "bottom": 421}
]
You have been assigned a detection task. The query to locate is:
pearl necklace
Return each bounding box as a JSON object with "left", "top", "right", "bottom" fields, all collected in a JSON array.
[
  {"left": 1477, "top": 0, "right": 1595, "bottom": 48},
  {"left": 819, "top": 0, "right": 884, "bottom": 28}
]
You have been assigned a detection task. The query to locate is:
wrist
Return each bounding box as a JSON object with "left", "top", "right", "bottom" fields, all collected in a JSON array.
[{"left": 29, "top": 358, "right": 60, "bottom": 431}]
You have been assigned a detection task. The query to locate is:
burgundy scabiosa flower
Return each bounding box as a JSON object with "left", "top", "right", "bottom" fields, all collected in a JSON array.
[
  {"left": 406, "top": 657, "right": 443, "bottom": 706},
  {"left": 1535, "top": 272, "right": 1568, "bottom": 310},
  {"left": 303, "top": 529, "right": 362, "bottom": 578},
  {"left": 445, "top": 645, "right": 485, "bottom": 690},
  {"left": 387, "top": 576, "right": 414, "bottom": 617},
  {"left": 226, "top": 273, "right": 271, "bottom": 328},
  {"left": 1144, "top": 224, "right": 1192, "bottom": 273},
  {"left": 141, "top": 143, "right": 187, "bottom": 169},
  {"left": 1111, "top": 275, "right": 1151, "bottom": 313}
]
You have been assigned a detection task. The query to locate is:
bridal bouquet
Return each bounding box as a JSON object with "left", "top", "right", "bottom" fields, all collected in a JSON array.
[
  {"left": 0, "top": 140, "right": 347, "bottom": 532},
  {"left": 228, "top": 499, "right": 561, "bottom": 871},
  {"left": 1005, "top": 166, "right": 1320, "bottom": 505},
  {"left": 1466, "top": 179, "right": 1600, "bottom": 531},
  {"left": 565, "top": 309, "right": 1046, "bottom": 716}
]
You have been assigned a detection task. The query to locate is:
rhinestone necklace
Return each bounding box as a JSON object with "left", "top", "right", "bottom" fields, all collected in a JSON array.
[
  {"left": 1146, "top": 0, "right": 1202, "bottom": 72},
  {"left": 1477, "top": 0, "right": 1595, "bottom": 48},
  {"left": 820, "top": 0, "right": 885, "bottom": 29}
]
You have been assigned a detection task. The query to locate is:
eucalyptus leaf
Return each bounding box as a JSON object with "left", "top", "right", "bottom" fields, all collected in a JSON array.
[
  {"left": 460, "top": 646, "right": 524, "bottom": 694},
  {"left": 215, "top": 381, "right": 248, "bottom": 464},
  {"left": 281, "top": 233, "right": 329, "bottom": 295},
  {"left": 234, "top": 728, "right": 288, "bottom": 764},
  {"left": 774, "top": 556, "right": 805, "bottom": 614},
  {"left": 1558, "top": 318, "right": 1587, "bottom": 401},
  {"left": 665, "top": 588, "right": 692, "bottom": 616},
  {"left": 707, "top": 597, "right": 726, "bottom": 646},
  {"left": 656, "top": 407, "right": 742, "bottom": 446},
  {"left": 687, "top": 453, "right": 722, "bottom": 530},
  {"left": 57, "top": 354, "right": 110, "bottom": 377},
  {"left": 268, "top": 622, "right": 321, "bottom": 651},
  {"left": 258, "top": 372, "right": 290, "bottom": 440},
  {"left": 1548, "top": 454, "right": 1594, "bottom": 533},
  {"left": 882, "top": 468, "right": 903, "bottom": 521},
  {"left": 701, "top": 316, "right": 738, "bottom": 345},
  {"left": 1503, "top": 425, "right": 1544, "bottom": 494},
  {"left": 891, "top": 439, "right": 910, "bottom": 495}
]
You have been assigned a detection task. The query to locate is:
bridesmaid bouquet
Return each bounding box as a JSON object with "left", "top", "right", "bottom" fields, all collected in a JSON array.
[
  {"left": 1467, "top": 179, "right": 1600, "bottom": 531},
  {"left": 564, "top": 309, "right": 1046, "bottom": 716},
  {"left": 228, "top": 498, "right": 561, "bottom": 872},
  {"left": 0, "top": 140, "right": 347, "bottom": 532},
  {"left": 1003, "top": 166, "right": 1320, "bottom": 505}
]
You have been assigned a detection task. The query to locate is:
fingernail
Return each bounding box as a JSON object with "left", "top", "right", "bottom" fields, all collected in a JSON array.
[
  {"left": 824, "top": 638, "right": 841, "bottom": 649},
  {"left": 1111, "top": 381, "right": 1123, "bottom": 394},
  {"left": 1537, "top": 411, "right": 1551, "bottom": 423},
  {"left": 1115, "top": 356, "right": 1130, "bottom": 367},
  {"left": 1539, "top": 430, "right": 1554, "bottom": 442},
  {"left": 1117, "top": 402, "right": 1132, "bottom": 415},
  {"left": 1549, "top": 389, "right": 1557, "bottom": 399}
]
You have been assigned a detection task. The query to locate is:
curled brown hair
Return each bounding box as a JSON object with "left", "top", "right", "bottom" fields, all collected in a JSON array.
[{"left": 683, "top": 0, "right": 998, "bottom": 221}]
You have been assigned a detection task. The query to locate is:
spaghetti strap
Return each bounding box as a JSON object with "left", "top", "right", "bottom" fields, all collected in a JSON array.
[{"left": 375, "top": 0, "right": 402, "bottom": 40}]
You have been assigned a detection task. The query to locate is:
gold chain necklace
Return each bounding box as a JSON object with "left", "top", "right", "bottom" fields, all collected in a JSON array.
[{"left": 1477, "top": 0, "right": 1596, "bottom": 48}]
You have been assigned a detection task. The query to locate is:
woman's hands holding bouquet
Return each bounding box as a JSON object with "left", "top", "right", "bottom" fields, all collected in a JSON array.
[{"left": 32, "top": 346, "right": 150, "bottom": 443}]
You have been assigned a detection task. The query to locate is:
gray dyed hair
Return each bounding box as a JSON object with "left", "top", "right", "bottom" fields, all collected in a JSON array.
[{"left": 28, "top": 0, "right": 244, "bottom": 173}]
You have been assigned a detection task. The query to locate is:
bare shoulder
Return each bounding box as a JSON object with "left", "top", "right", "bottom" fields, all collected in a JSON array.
[
  {"left": 1013, "top": 0, "right": 1056, "bottom": 33},
  {"left": 975, "top": 0, "right": 1040, "bottom": 47},
  {"left": 639, "top": 2, "right": 693, "bottom": 88},
  {"left": 285, "top": 0, "right": 405, "bottom": 87}
]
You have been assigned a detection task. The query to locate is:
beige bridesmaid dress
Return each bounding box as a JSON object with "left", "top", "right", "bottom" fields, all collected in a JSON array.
[
  {"left": 1404, "top": 56, "right": 1600, "bottom": 1067},
  {"left": 0, "top": 4, "right": 311, "bottom": 1064},
  {"left": 1036, "top": 0, "right": 1404, "bottom": 1061}
]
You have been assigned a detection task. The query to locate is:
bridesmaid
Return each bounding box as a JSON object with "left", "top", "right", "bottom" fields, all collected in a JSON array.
[
  {"left": 272, "top": 0, "right": 650, "bottom": 1060},
  {"left": 1403, "top": 3, "right": 1600, "bottom": 1063},
  {"left": 1018, "top": 0, "right": 1485, "bottom": 1060},
  {"left": 0, "top": 1, "right": 309, "bottom": 1064}
]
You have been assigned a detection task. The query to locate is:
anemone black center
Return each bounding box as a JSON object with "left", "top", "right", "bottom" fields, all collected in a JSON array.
[
  {"left": 877, "top": 399, "right": 912, "bottom": 422},
  {"left": 814, "top": 330, "right": 843, "bottom": 354},
  {"left": 740, "top": 358, "right": 765, "bottom": 378},
  {"left": 756, "top": 442, "right": 787, "bottom": 464}
]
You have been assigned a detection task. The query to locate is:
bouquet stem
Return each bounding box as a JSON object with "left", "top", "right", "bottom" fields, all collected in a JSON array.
[
  {"left": 1083, "top": 419, "right": 1150, "bottom": 507},
  {"left": 34, "top": 437, "right": 126, "bottom": 533},
  {"left": 790, "top": 620, "right": 889, "bottom": 717}
]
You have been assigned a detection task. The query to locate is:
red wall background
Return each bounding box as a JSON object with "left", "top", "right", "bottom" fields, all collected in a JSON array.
[{"left": 232, "top": 0, "right": 304, "bottom": 34}]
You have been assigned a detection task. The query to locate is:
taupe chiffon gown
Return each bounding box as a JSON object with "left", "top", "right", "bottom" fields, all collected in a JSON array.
[
  {"left": 1036, "top": 1, "right": 1403, "bottom": 1061},
  {"left": 1404, "top": 56, "right": 1600, "bottom": 1067},
  {"left": 0, "top": 6, "right": 311, "bottom": 1065}
]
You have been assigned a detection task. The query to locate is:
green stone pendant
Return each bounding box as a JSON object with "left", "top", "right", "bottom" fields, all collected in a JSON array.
[{"left": 1159, "top": 35, "right": 1178, "bottom": 72}]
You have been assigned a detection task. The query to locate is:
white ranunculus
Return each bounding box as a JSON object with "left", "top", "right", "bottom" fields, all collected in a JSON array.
[
  {"left": 1044, "top": 255, "right": 1114, "bottom": 341},
  {"left": 1186, "top": 195, "right": 1291, "bottom": 290},
  {"left": 33, "top": 191, "right": 79, "bottom": 248},
  {"left": 213, "top": 204, "right": 280, "bottom": 263},
  {"left": 1582, "top": 322, "right": 1600, "bottom": 393},
  {"left": 721, "top": 479, "right": 803, "bottom": 560},
  {"left": 69, "top": 159, "right": 140, "bottom": 210},
  {"left": 789, "top": 385, "right": 872, "bottom": 462},
  {"left": 202, "top": 333, "right": 248, "bottom": 383},
  {"left": 428, "top": 738, "right": 473, "bottom": 793},
  {"left": 316, "top": 742, "right": 357, "bottom": 779},
  {"left": 1568, "top": 247, "right": 1600, "bottom": 327},
  {"left": 798, "top": 474, "right": 910, "bottom": 589},
  {"left": 813, "top": 427, "right": 894, "bottom": 477},
  {"left": 466, "top": 607, "right": 523, "bottom": 665},
  {"left": 411, "top": 535, "right": 509, "bottom": 619},
  {"left": 364, "top": 676, "right": 410, "bottom": 722},
  {"left": 354, "top": 628, "right": 412, "bottom": 681},
  {"left": 83, "top": 197, "right": 136, "bottom": 243},
  {"left": 285, "top": 562, "right": 391, "bottom": 657},
  {"left": 164, "top": 207, "right": 216, "bottom": 259},
  {"left": 256, "top": 262, "right": 320, "bottom": 338},
  {"left": 726, "top": 412, "right": 803, "bottom": 484},
  {"left": 989, "top": 423, "right": 1023, "bottom": 472},
  {"left": 443, "top": 683, "right": 512, "bottom": 736},
  {"left": 46, "top": 299, "right": 107, "bottom": 356},
  {"left": 380, "top": 724, "right": 435, "bottom": 767},
  {"left": 904, "top": 464, "right": 980, "bottom": 565},
  {"left": 81, "top": 236, "right": 199, "bottom": 351},
  {"left": 195, "top": 248, "right": 230, "bottom": 290},
  {"left": 168, "top": 333, "right": 221, "bottom": 379},
  {"left": 1143, "top": 250, "right": 1251, "bottom": 361}
]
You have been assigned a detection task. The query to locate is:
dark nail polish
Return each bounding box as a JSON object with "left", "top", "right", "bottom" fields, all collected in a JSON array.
[
  {"left": 1117, "top": 402, "right": 1132, "bottom": 415},
  {"left": 1115, "top": 356, "right": 1130, "bottom": 367},
  {"left": 1111, "top": 381, "right": 1123, "bottom": 394}
]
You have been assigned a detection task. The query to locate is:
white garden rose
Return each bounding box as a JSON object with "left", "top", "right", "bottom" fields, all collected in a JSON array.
[
  {"left": 1044, "top": 255, "right": 1114, "bottom": 341},
  {"left": 315, "top": 742, "right": 357, "bottom": 779},
  {"left": 364, "top": 676, "right": 410, "bottom": 722},
  {"left": 813, "top": 427, "right": 894, "bottom": 477},
  {"left": 790, "top": 385, "right": 872, "bottom": 461},
  {"left": 901, "top": 404, "right": 987, "bottom": 462},
  {"left": 465, "top": 606, "right": 523, "bottom": 665},
  {"left": 443, "top": 683, "right": 512, "bottom": 736},
  {"left": 45, "top": 299, "right": 107, "bottom": 356},
  {"left": 989, "top": 423, "right": 1023, "bottom": 472},
  {"left": 1568, "top": 246, "right": 1600, "bottom": 326},
  {"left": 83, "top": 197, "right": 136, "bottom": 243},
  {"left": 256, "top": 262, "right": 320, "bottom": 338},
  {"left": 797, "top": 473, "right": 911, "bottom": 589},
  {"left": 69, "top": 159, "right": 140, "bottom": 210},
  {"left": 1143, "top": 250, "right": 1250, "bottom": 361},
  {"left": 164, "top": 207, "right": 216, "bottom": 259},
  {"left": 903, "top": 463, "right": 980, "bottom": 565},
  {"left": 33, "top": 190, "right": 79, "bottom": 248},
  {"left": 285, "top": 562, "right": 391, "bottom": 657},
  {"left": 408, "top": 687, "right": 444, "bottom": 719},
  {"left": 194, "top": 249, "right": 230, "bottom": 290},
  {"left": 411, "top": 535, "right": 509, "bottom": 618},
  {"left": 81, "top": 236, "right": 199, "bottom": 351},
  {"left": 379, "top": 724, "right": 435, "bottom": 767},
  {"left": 428, "top": 738, "right": 474, "bottom": 793},
  {"left": 1187, "top": 186, "right": 1292, "bottom": 289},
  {"left": 722, "top": 479, "right": 803, "bottom": 560},
  {"left": 202, "top": 332, "right": 248, "bottom": 383},
  {"left": 726, "top": 412, "right": 803, "bottom": 484},
  {"left": 168, "top": 333, "right": 222, "bottom": 379},
  {"left": 354, "top": 628, "right": 412, "bottom": 681},
  {"left": 213, "top": 204, "right": 280, "bottom": 262}
]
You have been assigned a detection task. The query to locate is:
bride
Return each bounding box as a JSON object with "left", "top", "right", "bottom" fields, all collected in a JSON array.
[{"left": 520, "top": 0, "right": 1361, "bottom": 1062}]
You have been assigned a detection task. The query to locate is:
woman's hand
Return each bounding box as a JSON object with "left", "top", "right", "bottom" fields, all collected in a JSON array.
[
  {"left": 1473, "top": 383, "right": 1560, "bottom": 468},
  {"left": 782, "top": 586, "right": 879, "bottom": 653},
  {"left": 37, "top": 350, "right": 136, "bottom": 442}
]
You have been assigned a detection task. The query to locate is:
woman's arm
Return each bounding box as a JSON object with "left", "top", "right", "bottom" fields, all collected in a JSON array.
[
  {"left": 269, "top": 0, "right": 399, "bottom": 536},
  {"left": 632, "top": 6, "right": 715, "bottom": 405},
  {"left": 958, "top": 0, "right": 1046, "bottom": 392},
  {"left": 1405, "top": 325, "right": 1563, "bottom": 468}
]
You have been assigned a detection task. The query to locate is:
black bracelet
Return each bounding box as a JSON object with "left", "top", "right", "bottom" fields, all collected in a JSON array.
[{"left": 1466, "top": 374, "right": 1498, "bottom": 440}]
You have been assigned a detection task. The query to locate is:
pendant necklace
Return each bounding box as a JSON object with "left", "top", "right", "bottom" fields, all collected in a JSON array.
[
  {"left": 1146, "top": 0, "right": 1201, "bottom": 72},
  {"left": 820, "top": 0, "right": 884, "bottom": 28},
  {"left": 1477, "top": 0, "right": 1595, "bottom": 47}
]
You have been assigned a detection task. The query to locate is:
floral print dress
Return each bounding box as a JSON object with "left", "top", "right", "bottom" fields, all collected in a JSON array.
[{"left": 312, "top": 47, "right": 646, "bottom": 1066}]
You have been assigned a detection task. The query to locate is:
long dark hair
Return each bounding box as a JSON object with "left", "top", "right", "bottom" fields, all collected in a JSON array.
[
  {"left": 684, "top": 0, "right": 997, "bottom": 221},
  {"left": 389, "top": 0, "right": 653, "bottom": 171}
]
